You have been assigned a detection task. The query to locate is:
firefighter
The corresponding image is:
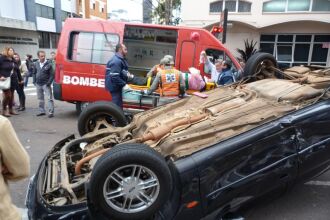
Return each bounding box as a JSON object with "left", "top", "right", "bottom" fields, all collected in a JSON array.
[
  {"left": 105, "top": 43, "right": 133, "bottom": 109},
  {"left": 144, "top": 57, "right": 185, "bottom": 97}
]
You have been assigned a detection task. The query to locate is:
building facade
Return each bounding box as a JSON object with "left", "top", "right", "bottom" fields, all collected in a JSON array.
[
  {"left": 181, "top": 0, "right": 330, "bottom": 67},
  {"left": 77, "top": 0, "right": 107, "bottom": 20},
  {"left": 0, "top": 0, "right": 107, "bottom": 58}
]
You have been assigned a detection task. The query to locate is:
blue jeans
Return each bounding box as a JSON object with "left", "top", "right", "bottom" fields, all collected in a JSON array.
[
  {"left": 24, "top": 72, "right": 31, "bottom": 87},
  {"left": 36, "top": 84, "right": 54, "bottom": 114}
]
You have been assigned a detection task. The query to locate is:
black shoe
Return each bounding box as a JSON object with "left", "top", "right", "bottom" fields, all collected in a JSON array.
[
  {"left": 18, "top": 107, "right": 25, "bottom": 111},
  {"left": 36, "top": 112, "right": 46, "bottom": 116},
  {"left": 48, "top": 114, "right": 54, "bottom": 118}
]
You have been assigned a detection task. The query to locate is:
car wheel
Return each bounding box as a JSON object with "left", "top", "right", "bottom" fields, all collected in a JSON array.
[
  {"left": 75, "top": 102, "right": 90, "bottom": 115},
  {"left": 243, "top": 52, "right": 278, "bottom": 80},
  {"left": 78, "top": 101, "right": 127, "bottom": 136},
  {"left": 89, "top": 144, "right": 172, "bottom": 220}
]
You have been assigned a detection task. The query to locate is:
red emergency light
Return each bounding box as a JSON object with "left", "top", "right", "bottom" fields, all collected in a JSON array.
[{"left": 211, "top": 26, "right": 223, "bottom": 34}]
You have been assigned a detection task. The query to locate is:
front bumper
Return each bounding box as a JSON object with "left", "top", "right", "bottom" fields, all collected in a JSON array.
[
  {"left": 26, "top": 161, "right": 90, "bottom": 220},
  {"left": 26, "top": 135, "right": 90, "bottom": 220}
]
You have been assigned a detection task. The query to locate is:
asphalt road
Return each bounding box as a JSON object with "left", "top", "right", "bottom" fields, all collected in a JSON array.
[{"left": 6, "top": 84, "right": 330, "bottom": 220}]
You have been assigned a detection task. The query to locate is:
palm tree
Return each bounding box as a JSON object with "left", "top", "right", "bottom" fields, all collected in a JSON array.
[{"left": 236, "top": 39, "right": 258, "bottom": 62}]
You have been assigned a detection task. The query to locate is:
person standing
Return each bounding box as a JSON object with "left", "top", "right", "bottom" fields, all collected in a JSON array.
[
  {"left": 24, "top": 54, "right": 33, "bottom": 87},
  {"left": 33, "top": 50, "right": 54, "bottom": 117},
  {"left": 13, "top": 53, "right": 26, "bottom": 111},
  {"left": 0, "top": 115, "right": 30, "bottom": 220},
  {"left": 105, "top": 43, "right": 133, "bottom": 109},
  {"left": 0, "top": 47, "right": 19, "bottom": 117}
]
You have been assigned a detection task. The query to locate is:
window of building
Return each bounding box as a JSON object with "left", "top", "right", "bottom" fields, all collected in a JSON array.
[
  {"left": 93, "top": 3, "right": 96, "bottom": 10},
  {"left": 69, "top": 32, "right": 120, "bottom": 64},
  {"left": 36, "top": 4, "right": 55, "bottom": 19},
  {"left": 225, "top": 0, "right": 237, "bottom": 12},
  {"left": 260, "top": 34, "right": 330, "bottom": 67},
  {"left": 260, "top": 43, "right": 275, "bottom": 55},
  {"left": 238, "top": 1, "right": 252, "bottom": 12},
  {"left": 288, "top": 0, "right": 310, "bottom": 11},
  {"left": 312, "top": 44, "right": 328, "bottom": 63},
  {"left": 209, "top": 0, "right": 251, "bottom": 13},
  {"left": 38, "top": 32, "right": 51, "bottom": 48},
  {"left": 312, "top": 0, "right": 330, "bottom": 11},
  {"left": 62, "top": 11, "right": 71, "bottom": 22},
  {"left": 210, "top": 1, "right": 223, "bottom": 13},
  {"left": 294, "top": 44, "right": 310, "bottom": 62},
  {"left": 263, "top": 0, "right": 330, "bottom": 12},
  {"left": 263, "top": 0, "right": 286, "bottom": 12},
  {"left": 291, "top": 0, "right": 312, "bottom": 11},
  {"left": 51, "top": 33, "right": 60, "bottom": 49}
]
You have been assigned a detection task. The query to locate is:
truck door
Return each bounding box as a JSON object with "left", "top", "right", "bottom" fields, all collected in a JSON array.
[{"left": 179, "top": 41, "right": 196, "bottom": 72}]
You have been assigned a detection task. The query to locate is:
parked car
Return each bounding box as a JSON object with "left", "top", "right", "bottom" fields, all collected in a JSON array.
[{"left": 26, "top": 54, "right": 330, "bottom": 220}]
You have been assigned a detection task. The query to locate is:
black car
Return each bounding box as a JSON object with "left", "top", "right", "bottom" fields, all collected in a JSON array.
[{"left": 26, "top": 54, "right": 330, "bottom": 220}]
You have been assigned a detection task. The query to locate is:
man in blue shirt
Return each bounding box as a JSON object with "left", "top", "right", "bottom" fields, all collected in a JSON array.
[
  {"left": 105, "top": 43, "right": 133, "bottom": 109},
  {"left": 217, "top": 60, "right": 236, "bottom": 86}
]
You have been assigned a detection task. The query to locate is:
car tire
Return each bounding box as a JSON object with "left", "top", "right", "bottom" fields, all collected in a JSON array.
[
  {"left": 77, "top": 101, "right": 127, "bottom": 136},
  {"left": 243, "top": 52, "right": 278, "bottom": 79},
  {"left": 88, "top": 144, "right": 173, "bottom": 220}
]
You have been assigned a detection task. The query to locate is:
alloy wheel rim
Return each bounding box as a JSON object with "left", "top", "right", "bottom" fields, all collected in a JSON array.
[{"left": 103, "top": 164, "right": 160, "bottom": 213}]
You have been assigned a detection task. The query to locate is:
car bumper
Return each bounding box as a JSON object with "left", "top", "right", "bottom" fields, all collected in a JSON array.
[{"left": 26, "top": 136, "right": 90, "bottom": 220}]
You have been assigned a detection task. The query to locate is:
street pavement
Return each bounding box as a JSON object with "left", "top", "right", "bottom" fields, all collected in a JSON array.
[{"left": 5, "top": 84, "right": 330, "bottom": 220}]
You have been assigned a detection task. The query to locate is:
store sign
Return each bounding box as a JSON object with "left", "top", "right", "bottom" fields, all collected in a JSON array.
[{"left": 322, "top": 42, "right": 330, "bottom": 49}]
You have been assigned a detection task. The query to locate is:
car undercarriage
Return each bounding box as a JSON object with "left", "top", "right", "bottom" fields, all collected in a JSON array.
[{"left": 40, "top": 64, "right": 330, "bottom": 207}]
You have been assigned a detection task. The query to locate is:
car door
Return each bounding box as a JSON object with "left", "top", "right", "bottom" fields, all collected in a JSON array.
[
  {"left": 192, "top": 121, "right": 299, "bottom": 215},
  {"left": 291, "top": 100, "right": 330, "bottom": 182}
]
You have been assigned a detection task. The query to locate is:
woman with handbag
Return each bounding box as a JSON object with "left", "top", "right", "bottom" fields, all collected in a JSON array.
[{"left": 0, "top": 47, "right": 19, "bottom": 117}]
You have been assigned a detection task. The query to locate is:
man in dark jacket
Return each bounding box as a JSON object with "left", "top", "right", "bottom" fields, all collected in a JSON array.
[
  {"left": 105, "top": 43, "right": 133, "bottom": 109},
  {"left": 217, "top": 60, "right": 236, "bottom": 86},
  {"left": 33, "top": 51, "right": 54, "bottom": 117}
]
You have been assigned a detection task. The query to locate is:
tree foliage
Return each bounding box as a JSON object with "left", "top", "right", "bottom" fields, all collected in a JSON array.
[
  {"left": 236, "top": 39, "right": 259, "bottom": 62},
  {"left": 152, "top": 0, "right": 181, "bottom": 25}
]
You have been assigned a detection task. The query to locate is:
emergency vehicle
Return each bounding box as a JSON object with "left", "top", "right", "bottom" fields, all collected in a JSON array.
[{"left": 54, "top": 18, "right": 242, "bottom": 113}]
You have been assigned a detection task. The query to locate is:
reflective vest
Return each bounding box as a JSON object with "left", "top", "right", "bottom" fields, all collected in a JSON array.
[{"left": 159, "top": 68, "right": 180, "bottom": 97}]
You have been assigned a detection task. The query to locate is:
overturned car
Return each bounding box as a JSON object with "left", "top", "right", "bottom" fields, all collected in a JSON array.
[{"left": 26, "top": 53, "right": 330, "bottom": 220}]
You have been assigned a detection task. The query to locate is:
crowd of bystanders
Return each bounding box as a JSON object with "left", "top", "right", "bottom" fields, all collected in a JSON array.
[{"left": 0, "top": 47, "right": 56, "bottom": 118}]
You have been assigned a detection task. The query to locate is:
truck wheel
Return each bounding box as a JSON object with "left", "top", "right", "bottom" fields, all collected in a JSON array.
[
  {"left": 243, "top": 52, "right": 278, "bottom": 79},
  {"left": 89, "top": 144, "right": 172, "bottom": 220},
  {"left": 78, "top": 101, "right": 127, "bottom": 136}
]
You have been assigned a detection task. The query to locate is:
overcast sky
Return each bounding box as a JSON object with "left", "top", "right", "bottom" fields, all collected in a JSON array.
[{"left": 107, "top": 0, "right": 143, "bottom": 22}]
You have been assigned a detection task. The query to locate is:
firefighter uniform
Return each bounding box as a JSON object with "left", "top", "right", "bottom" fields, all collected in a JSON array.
[{"left": 146, "top": 63, "right": 185, "bottom": 97}]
